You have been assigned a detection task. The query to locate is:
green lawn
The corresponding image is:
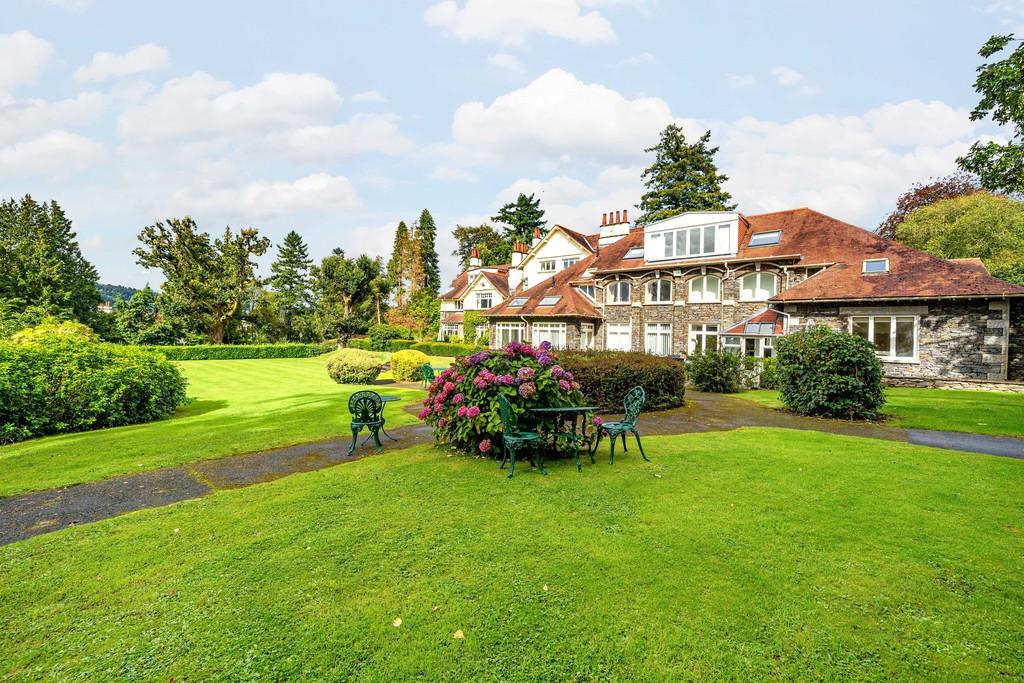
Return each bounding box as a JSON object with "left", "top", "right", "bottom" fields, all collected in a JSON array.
[
  {"left": 739, "top": 387, "right": 1024, "bottom": 438},
  {"left": 2, "top": 429, "right": 1022, "bottom": 680},
  {"left": 0, "top": 356, "right": 423, "bottom": 498}
]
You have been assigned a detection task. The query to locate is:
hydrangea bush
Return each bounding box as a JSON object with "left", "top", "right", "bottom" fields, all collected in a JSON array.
[{"left": 419, "top": 341, "right": 586, "bottom": 454}]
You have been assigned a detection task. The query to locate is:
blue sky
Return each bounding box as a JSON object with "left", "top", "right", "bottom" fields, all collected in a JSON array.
[{"left": 2, "top": 0, "right": 1021, "bottom": 288}]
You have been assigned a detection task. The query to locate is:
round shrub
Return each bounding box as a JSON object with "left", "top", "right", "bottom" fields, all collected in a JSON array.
[
  {"left": 390, "top": 349, "right": 430, "bottom": 381},
  {"left": 419, "top": 341, "right": 586, "bottom": 453},
  {"left": 0, "top": 323, "right": 188, "bottom": 444},
  {"left": 559, "top": 351, "right": 686, "bottom": 410},
  {"left": 368, "top": 324, "right": 413, "bottom": 351},
  {"left": 756, "top": 357, "right": 779, "bottom": 390},
  {"left": 325, "top": 348, "right": 385, "bottom": 385},
  {"left": 687, "top": 349, "right": 744, "bottom": 393},
  {"left": 775, "top": 326, "right": 885, "bottom": 420}
]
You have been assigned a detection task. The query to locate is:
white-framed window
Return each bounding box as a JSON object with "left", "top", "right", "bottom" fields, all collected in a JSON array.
[
  {"left": 576, "top": 285, "right": 595, "bottom": 301},
  {"left": 645, "top": 279, "right": 672, "bottom": 303},
  {"left": 688, "top": 275, "right": 721, "bottom": 303},
  {"left": 606, "top": 322, "right": 632, "bottom": 351},
  {"left": 651, "top": 222, "right": 731, "bottom": 260},
  {"left": 688, "top": 323, "right": 719, "bottom": 354},
  {"left": 863, "top": 258, "right": 889, "bottom": 273},
  {"left": 723, "top": 335, "right": 742, "bottom": 354},
  {"left": 739, "top": 272, "right": 777, "bottom": 301},
  {"left": 624, "top": 246, "right": 645, "bottom": 259},
  {"left": 509, "top": 297, "right": 527, "bottom": 307},
  {"left": 532, "top": 322, "right": 567, "bottom": 350},
  {"left": 645, "top": 323, "right": 672, "bottom": 356},
  {"left": 442, "top": 323, "right": 462, "bottom": 338},
  {"left": 850, "top": 315, "right": 918, "bottom": 361},
  {"left": 606, "top": 281, "right": 631, "bottom": 304},
  {"left": 494, "top": 322, "right": 525, "bottom": 348},
  {"left": 580, "top": 322, "right": 595, "bottom": 350},
  {"left": 476, "top": 293, "right": 492, "bottom": 309},
  {"left": 748, "top": 230, "right": 781, "bottom": 247},
  {"left": 455, "top": 300, "right": 464, "bottom": 310},
  {"left": 562, "top": 257, "right": 579, "bottom": 269},
  {"left": 539, "top": 259, "right": 556, "bottom": 273}
]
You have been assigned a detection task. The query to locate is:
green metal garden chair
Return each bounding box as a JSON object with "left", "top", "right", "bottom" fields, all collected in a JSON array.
[
  {"left": 496, "top": 393, "right": 544, "bottom": 478},
  {"left": 347, "top": 390, "right": 385, "bottom": 455},
  {"left": 591, "top": 386, "right": 650, "bottom": 465},
  {"left": 421, "top": 363, "right": 436, "bottom": 389}
]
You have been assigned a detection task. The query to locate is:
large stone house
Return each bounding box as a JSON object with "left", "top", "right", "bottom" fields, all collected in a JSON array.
[{"left": 438, "top": 207, "right": 1024, "bottom": 382}]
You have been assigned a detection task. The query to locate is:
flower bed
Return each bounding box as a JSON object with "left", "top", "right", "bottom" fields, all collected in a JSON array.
[{"left": 418, "top": 341, "right": 587, "bottom": 454}]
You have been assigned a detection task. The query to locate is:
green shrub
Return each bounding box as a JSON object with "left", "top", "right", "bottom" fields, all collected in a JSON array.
[
  {"left": 776, "top": 326, "right": 885, "bottom": 420},
  {"left": 408, "top": 341, "right": 483, "bottom": 357},
  {"left": 560, "top": 351, "right": 686, "bottom": 410},
  {"left": 687, "top": 349, "right": 744, "bottom": 393},
  {"left": 390, "top": 349, "right": 430, "bottom": 381},
  {"left": 325, "top": 348, "right": 385, "bottom": 385},
  {"left": 138, "top": 343, "right": 334, "bottom": 360},
  {"left": 0, "top": 323, "right": 188, "bottom": 444},
  {"left": 757, "top": 357, "right": 779, "bottom": 390},
  {"left": 368, "top": 324, "right": 413, "bottom": 351},
  {"left": 347, "top": 337, "right": 371, "bottom": 350},
  {"left": 462, "top": 311, "right": 486, "bottom": 344}
]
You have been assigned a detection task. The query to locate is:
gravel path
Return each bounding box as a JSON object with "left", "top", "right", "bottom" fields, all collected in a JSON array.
[{"left": 2, "top": 394, "right": 1021, "bottom": 546}]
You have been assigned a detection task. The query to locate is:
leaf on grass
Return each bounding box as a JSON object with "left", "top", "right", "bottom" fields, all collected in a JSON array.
[
  {"left": 542, "top": 584, "right": 548, "bottom": 592},
  {"left": 453, "top": 629, "right": 464, "bottom": 639},
  {"left": 432, "top": 605, "right": 440, "bottom": 612},
  {"left": 393, "top": 617, "right": 402, "bottom": 627}
]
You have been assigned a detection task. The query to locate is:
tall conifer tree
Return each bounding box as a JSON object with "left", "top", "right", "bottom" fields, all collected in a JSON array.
[
  {"left": 386, "top": 221, "right": 411, "bottom": 306},
  {"left": 269, "top": 230, "right": 313, "bottom": 340},
  {"left": 415, "top": 209, "right": 440, "bottom": 295}
]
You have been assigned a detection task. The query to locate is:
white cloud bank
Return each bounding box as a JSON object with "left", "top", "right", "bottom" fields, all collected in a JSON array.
[
  {"left": 166, "top": 172, "right": 362, "bottom": 221},
  {"left": 74, "top": 43, "right": 170, "bottom": 82},
  {"left": 0, "top": 31, "right": 54, "bottom": 97},
  {"left": 425, "top": 0, "right": 617, "bottom": 46},
  {"left": 0, "top": 130, "right": 107, "bottom": 178}
]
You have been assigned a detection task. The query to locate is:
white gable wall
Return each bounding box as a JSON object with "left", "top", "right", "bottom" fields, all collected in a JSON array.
[{"left": 518, "top": 230, "right": 589, "bottom": 290}]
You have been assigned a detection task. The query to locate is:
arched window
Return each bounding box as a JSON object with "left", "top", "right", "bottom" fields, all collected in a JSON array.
[
  {"left": 645, "top": 279, "right": 672, "bottom": 303},
  {"left": 607, "top": 281, "right": 632, "bottom": 304},
  {"left": 739, "top": 272, "right": 777, "bottom": 301},
  {"left": 688, "top": 275, "right": 720, "bottom": 303}
]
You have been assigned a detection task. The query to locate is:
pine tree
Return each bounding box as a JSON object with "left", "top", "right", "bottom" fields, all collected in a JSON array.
[
  {"left": 269, "top": 230, "right": 313, "bottom": 340},
  {"left": 636, "top": 125, "right": 736, "bottom": 225},
  {"left": 386, "top": 221, "right": 411, "bottom": 306},
  {"left": 492, "top": 193, "right": 547, "bottom": 251},
  {"left": 415, "top": 209, "right": 441, "bottom": 295}
]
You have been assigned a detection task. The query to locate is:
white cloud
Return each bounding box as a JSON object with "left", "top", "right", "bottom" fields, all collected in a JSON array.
[
  {"left": 0, "top": 31, "right": 54, "bottom": 95},
  {"left": 352, "top": 90, "right": 386, "bottom": 103},
  {"left": 449, "top": 68, "right": 676, "bottom": 165},
  {"left": 487, "top": 52, "right": 525, "bottom": 72},
  {"left": 117, "top": 71, "right": 342, "bottom": 147},
  {"left": 0, "top": 130, "right": 107, "bottom": 178},
  {"left": 0, "top": 92, "right": 108, "bottom": 145},
  {"left": 39, "top": 0, "right": 92, "bottom": 10},
  {"left": 431, "top": 166, "right": 480, "bottom": 182},
  {"left": 770, "top": 65, "right": 818, "bottom": 94},
  {"left": 726, "top": 72, "right": 756, "bottom": 89},
  {"left": 168, "top": 173, "right": 362, "bottom": 220},
  {"left": 424, "top": 0, "right": 617, "bottom": 47},
  {"left": 74, "top": 44, "right": 170, "bottom": 83},
  {"left": 496, "top": 175, "right": 597, "bottom": 206},
  {"left": 282, "top": 113, "right": 412, "bottom": 162},
  {"left": 620, "top": 52, "right": 655, "bottom": 66}
]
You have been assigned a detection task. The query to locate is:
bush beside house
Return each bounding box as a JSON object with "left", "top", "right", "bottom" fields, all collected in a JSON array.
[
  {"left": 560, "top": 351, "right": 686, "bottom": 410},
  {"left": 390, "top": 349, "right": 430, "bottom": 381},
  {"left": 325, "top": 348, "right": 385, "bottom": 385},
  {"left": 775, "top": 326, "right": 885, "bottom": 420},
  {"left": 0, "top": 321, "right": 188, "bottom": 444}
]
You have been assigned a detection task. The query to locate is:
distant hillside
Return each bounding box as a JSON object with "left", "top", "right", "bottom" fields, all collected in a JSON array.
[{"left": 97, "top": 283, "right": 139, "bottom": 303}]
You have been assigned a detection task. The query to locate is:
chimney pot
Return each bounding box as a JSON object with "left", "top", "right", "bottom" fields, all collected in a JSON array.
[
  {"left": 533, "top": 227, "right": 541, "bottom": 238},
  {"left": 601, "top": 212, "right": 607, "bottom": 226},
  {"left": 622, "top": 209, "right": 628, "bottom": 224},
  {"left": 614, "top": 210, "right": 621, "bottom": 224}
]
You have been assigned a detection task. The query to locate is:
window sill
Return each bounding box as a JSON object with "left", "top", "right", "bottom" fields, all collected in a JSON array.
[
  {"left": 878, "top": 356, "right": 919, "bottom": 364},
  {"left": 605, "top": 301, "right": 631, "bottom": 306},
  {"left": 644, "top": 300, "right": 673, "bottom": 305}
]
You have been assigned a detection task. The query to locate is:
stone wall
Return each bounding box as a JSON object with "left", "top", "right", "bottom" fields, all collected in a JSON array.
[
  {"left": 1010, "top": 299, "right": 1024, "bottom": 381},
  {"left": 783, "top": 299, "right": 1011, "bottom": 381},
  {"left": 885, "top": 376, "right": 1024, "bottom": 393}
]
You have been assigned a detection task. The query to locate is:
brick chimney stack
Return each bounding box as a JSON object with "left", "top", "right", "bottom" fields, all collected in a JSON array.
[
  {"left": 469, "top": 247, "right": 481, "bottom": 270},
  {"left": 532, "top": 226, "right": 542, "bottom": 248},
  {"left": 601, "top": 212, "right": 608, "bottom": 226},
  {"left": 599, "top": 207, "right": 632, "bottom": 246}
]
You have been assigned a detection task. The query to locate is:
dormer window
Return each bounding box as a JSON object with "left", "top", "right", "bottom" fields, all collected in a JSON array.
[
  {"left": 575, "top": 285, "right": 595, "bottom": 301},
  {"left": 748, "top": 230, "right": 781, "bottom": 247},
  {"left": 455, "top": 300, "right": 464, "bottom": 310},
  {"left": 863, "top": 258, "right": 889, "bottom": 273},
  {"left": 539, "top": 259, "right": 556, "bottom": 273}
]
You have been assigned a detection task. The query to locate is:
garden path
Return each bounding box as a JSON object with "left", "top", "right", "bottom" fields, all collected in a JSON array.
[{"left": 2, "top": 394, "right": 1022, "bottom": 546}]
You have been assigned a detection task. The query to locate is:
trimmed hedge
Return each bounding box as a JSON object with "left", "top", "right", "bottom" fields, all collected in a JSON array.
[
  {"left": 1, "top": 322, "right": 188, "bottom": 444},
  {"left": 408, "top": 341, "right": 483, "bottom": 357},
  {"left": 687, "top": 349, "right": 744, "bottom": 393},
  {"left": 348, "top": 338, "right": 417, "bottom": 353},
  {"left": 139, "top": 343, "right": 335, "bottom": 360},
  {"left": 390, "top": 349, "right": 430, "bottom": 381},
  {"left": 325, "top": 348, "right": 385, "bottom": 385},
  {"left": 776, "top": 326, "right": 885, "bottom": 420},
  {"left": 560, "top": 351, "right": 686, "bottom": 411}
]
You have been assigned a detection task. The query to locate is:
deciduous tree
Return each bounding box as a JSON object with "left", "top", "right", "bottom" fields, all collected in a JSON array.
[
  {"left": 877, "top": 172, "right": 982, "bottom": 240},
  {"left": 452, "top": 224, "right": 505, "bottom": 268}
]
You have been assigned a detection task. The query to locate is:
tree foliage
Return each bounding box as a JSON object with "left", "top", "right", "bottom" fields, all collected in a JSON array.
[
  {"left": 958, "top": 34, "right": 1024, "bottom": 194},
  {"left": 877, "top": 172, "right": 982, "bottom": 240},
  {"left": 414, "top": 209, "right": 441, "bottom": 295},
  {"left": 269, "top": 230, "right": 313, "bottom": 341},
  {"left": 491, "top": 193, "right": 546, "bottom": 251},
  {"left": 133, "top": 217, "right": 270, "bottom": 344},
  {"left": 0, "top": 195, "right": 100, "bottom": 328},
  {"left": 895, "top": 193, "right": 1024, "bottom": 286},
  {"left": 113, "top": 285, "right": 179, "bottom": 345},
  {"left": 452, "top": 224, "right": 506, "bottom": 268},
  {"left": 636, "top": 125, "right": 735, "bottom": 226},
  {"left": 386, "top": 221, "right": 412, "bottom": 307}
]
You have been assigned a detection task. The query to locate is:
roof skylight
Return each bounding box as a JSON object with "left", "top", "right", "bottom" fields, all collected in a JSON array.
[
  {"left": 862, "top": 258, "right": 889, "bottom": 273},
  {"left": 624, "top": 247, "right": 645, "bottom": 259},
  {"left": 539, "top": 296, "right": 561, "bottom": 306},
  {"left": 509, "top": 297, "right": 528, "bottom": 306},
  {"left": 748, "top": 230, "right": 781, "bottom": 247}
]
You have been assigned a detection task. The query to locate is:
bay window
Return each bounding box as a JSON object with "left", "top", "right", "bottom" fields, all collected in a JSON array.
[
  {"left": 850, "top": 315, "right": 917, "bottom": 361},
  {"left": 739, "top": 272, "right": 777, "bottom": 301},
  {"left": 688, "top": 275, "right": 720, "bottom": 303},
  {"left": 645, "top": 323, "right": 672, "bottom": 356}
]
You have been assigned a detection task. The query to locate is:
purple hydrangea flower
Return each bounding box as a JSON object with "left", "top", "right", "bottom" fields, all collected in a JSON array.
[
  {"left": 453, "top": 393, "right": 464, "bottom": 404},
  {"left": 497, "top": 374, "right": 515, "bottom": 385},
  {"left": 550, "top": 365, "right": 565, "bottom": 379},
  {"left": 563, "top": 371, "right": 574, "bottom": 381},
  {"left": 467, "top": 405, "right": 481, "bottom": 418},
  {"left": 537, "top": 354, "right": 553, "bottom": 366},
  {"left": 516, "top": 366, "right": 535, "bottom": 381},
  {"left": 518, "top": 382, "right": 536, "bottom": 399},
  {"left": 592, "top": 416, "right": 603, "bottom": 426},
  {"left": 558, "top": 379, "right": 571, "bottom": 391},
  {"left": 539, "top": 340, "right": 552, "bottom": 352}
]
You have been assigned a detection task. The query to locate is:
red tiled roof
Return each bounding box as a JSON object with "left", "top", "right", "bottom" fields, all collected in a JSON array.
[
  {"left": 554, "top": 224, "right": 597, "bottom": 253},
  {"left": 440, "top": 311, "right": 464, "bottom": 323},
  {"left": 485, "top": 257, "right": 601, "bottom": 318},
  {"left": 481, "top": 270, "right": 509, "bottom": 297},
  {"left": 440, "top": 271, "right": 470, "bottom": 300},
  {"left": 949, "top": 257, "right": 989, "bottom": 274},
  {"left": 724, "top": 308, "right": 786, "bottom": 335}
]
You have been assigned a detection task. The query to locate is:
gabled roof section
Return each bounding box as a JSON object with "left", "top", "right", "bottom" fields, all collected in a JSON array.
[
  {"left": 554, "top": 224, "right": 597, "bottom": 253},
  {"left": 724, "top": 309, "right": 786, "bottom": 335},
  {"left": 486, "top": 257, "right": 601, "bottom": 318},
  {"left": 441, "top": 266, "right": 510, "bottom": 301},
  {"left": 481, "top": 270, "right": 510, "bottom": 297},
  {"left": 440, "top": 271, "right": 470, "bottom": 300}
]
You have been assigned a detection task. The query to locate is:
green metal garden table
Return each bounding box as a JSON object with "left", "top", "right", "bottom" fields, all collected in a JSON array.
[
  {"left": 528, "top": 405, "right": 601, "bottom": 472},
  {"left": 361, "top": 394, "right": 400, "bottom": 445}
]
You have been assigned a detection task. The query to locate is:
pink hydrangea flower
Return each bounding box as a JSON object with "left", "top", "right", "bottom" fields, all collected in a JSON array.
[
  {"left": 518, "top": 382, "right": 536, "bottom": 399},
  {"left": 439, "top": 418, "right": 446, "bottom": 428},
  {"left": 550, "top": 365, "right": 565, "bottom": 379},
  {"left": 479, "top": 439, "right": 492, "bottom": 453},
  {"left": 473, "top": 377, "right": 488, "bottom": 389},
  {"left": 593, "top": 416, "right": 603, "bottom": 426},
  {"left": 456, "top": 375, "right": 465, "bottom": 382},
  {"left": 457, "top": 406, "right": 468, "bottom": 418},
  {"left": 516, "top": 366, "right": 535, "bottom": 381},
  {"left": 558, "top": 379, "right": 571, "bottom": 392},
  {"left": 453, "top": 393, "right": 464, "bottom": 404},
  {"left": 467, "top": 405, "right": 481, "bottom": 418},
  {"left": 443, "top": 381, "right": 456, "bottom": 392}
]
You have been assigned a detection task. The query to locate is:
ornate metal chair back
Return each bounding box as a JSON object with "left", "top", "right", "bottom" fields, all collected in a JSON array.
[
  {"left": 421, "top": 364, "right": 436, "bottom": 383},
  {"left": 622, "top": 386, "right": 646, "bottom": 427},
  {"left": 496, "top": 393, "right": 518, "bottom": 433},
  {"left": 349, "top": 390, "right": 383, "bottom": 424}
]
